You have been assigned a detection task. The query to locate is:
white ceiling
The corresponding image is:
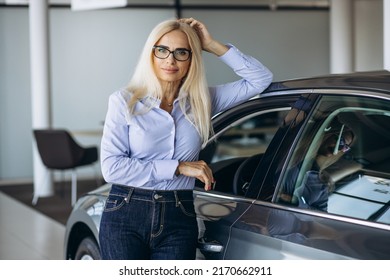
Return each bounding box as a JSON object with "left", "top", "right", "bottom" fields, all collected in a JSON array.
[{"left": 1, "top": 0, "right": 330, "bottom": 8}]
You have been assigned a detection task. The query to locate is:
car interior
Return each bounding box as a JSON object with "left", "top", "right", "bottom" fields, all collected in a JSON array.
[
  {"left": 326, "top": 110, "right": 390, "bottom": 224},
  {"left": 197, "top": 109, "right": 290, "bottom": 195},
  {"left": 278, "top": 97, "right": 390, "bottom": 225}
]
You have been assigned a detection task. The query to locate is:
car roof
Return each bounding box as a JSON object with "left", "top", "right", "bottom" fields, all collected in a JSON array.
[{"left": 264, "top": 70, "right": 390, "bottom": 94}]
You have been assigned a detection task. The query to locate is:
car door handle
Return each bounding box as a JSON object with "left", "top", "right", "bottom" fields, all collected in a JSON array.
[{"left": 198, "top": 238, "right": 223, "bottom": 253}]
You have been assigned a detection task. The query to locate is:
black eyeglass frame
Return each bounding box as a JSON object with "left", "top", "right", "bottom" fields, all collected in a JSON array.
[
  {"left": 326, "top": 134, "right": 351, "bottom": 155},
  {"left": 152, "top": 45, "right": 192, "bottom": 61}
]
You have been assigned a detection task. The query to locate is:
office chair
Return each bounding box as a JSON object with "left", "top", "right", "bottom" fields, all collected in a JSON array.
[{"left": 33, "top": 129, "right": 99, "bottom": 205}]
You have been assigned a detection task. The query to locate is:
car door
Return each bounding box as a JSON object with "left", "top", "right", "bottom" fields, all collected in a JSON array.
[
  {"left": 223, "top": 92, "right": 390, "bottom": 259},
  {"left": 218, "top": 93, "right": 332, "bottom": 259},
  {"left": 195, "top": 94, "right": 300, "bottom": 259}
]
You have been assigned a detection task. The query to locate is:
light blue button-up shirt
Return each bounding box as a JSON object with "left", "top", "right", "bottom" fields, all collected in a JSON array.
[{"left": 100, "top": 45, "right": 273, "bottom": 190}]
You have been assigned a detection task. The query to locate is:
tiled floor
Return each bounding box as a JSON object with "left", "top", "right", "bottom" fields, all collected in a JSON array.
[{"left": 0, "top": 192, "right": 65, "bottom": 260}]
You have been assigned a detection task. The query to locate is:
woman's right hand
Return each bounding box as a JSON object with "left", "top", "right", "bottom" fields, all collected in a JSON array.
[
  {"left": 178, "top": 17, "right": 228, "bottom": 56},
  {"left": 176, "top": 161, "right": 215, "bottom": 191}
]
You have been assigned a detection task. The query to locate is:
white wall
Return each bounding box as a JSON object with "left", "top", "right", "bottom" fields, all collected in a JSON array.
[
  {"left": 183, "top": 9, "right": 329, "bottom": 82},
  {"left": 354, "top": 0, "right": 383, "bottom": 71},
  {"left": 0, "top": 4, "right": 384, "bottom": 181},
  {"left": 0, "top": 8, "right": 31, "bottom": 180},
  {"left": 50, "top": 9, "right": 174, "bottom": 130}
]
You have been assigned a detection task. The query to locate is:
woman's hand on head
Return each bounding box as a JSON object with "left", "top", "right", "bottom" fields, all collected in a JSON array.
[
  {"left": 176, "top": 160, "right": 215, "bottom": 191},
  {"left": 178, "top": 17, "right": 228, "bottom": 56}
]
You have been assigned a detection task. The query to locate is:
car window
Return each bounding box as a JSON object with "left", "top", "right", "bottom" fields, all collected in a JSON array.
[
  {"left": 276, "top": 95, "right": 390, "bottom": 225},
  {"left": 210, "top": 110, "right": 286, "bottom": 162},
  {"left": 199, "top": 109, "right": 290, "bottom": 195}
]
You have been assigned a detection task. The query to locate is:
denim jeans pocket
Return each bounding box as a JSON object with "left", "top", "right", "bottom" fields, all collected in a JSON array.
[
  {"left": 103, "top": 185, "right": 131, "bottom": 213},
  {"left": 177, "top": 200, "right": 196, "bottom": 218}
]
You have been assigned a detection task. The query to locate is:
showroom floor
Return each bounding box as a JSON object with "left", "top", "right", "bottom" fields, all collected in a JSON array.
[{"left": 0, "top": 192, "right": 65, "bottom": 260}]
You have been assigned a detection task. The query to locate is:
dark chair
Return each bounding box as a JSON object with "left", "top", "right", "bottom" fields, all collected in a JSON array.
[{"left": 33, "top": 129, "right": 98, "bottom": 205}]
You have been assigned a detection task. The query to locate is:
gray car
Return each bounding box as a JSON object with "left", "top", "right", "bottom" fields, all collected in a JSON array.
[{"left": 64, "top": 71, "right": 390, "bottom": 260}]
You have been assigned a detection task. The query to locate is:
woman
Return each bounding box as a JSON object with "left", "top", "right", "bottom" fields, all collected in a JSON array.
[{"left": 99, "top": 17, "right": 273, "bottom": 260}]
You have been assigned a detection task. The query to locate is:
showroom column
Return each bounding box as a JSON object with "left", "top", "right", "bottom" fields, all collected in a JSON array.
[
  {"left": 29, "top": 0, "right": 54, "bottom": 204},
  {"left": 330, "top": 0, "right": 353, "bottom": 73},
  {"left": 385, "top": 0, "right": 390, "bottom": 70}
]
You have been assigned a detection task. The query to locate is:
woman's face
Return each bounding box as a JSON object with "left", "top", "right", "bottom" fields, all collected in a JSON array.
[{"left": 153, "top": 30, "right": 191, "bottom": 85}]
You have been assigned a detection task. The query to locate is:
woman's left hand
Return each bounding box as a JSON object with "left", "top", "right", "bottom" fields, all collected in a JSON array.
[
  {"left": 176, "top": 160, "right": 215, "bottom": 191},
  {"left": 178, "top": 18, "right": 228, "bottom": 56}
]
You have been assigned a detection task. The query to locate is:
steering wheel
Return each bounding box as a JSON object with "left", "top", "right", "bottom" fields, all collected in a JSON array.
[{"left": 232, "top": 154, "right": 263, "bottom": 196}]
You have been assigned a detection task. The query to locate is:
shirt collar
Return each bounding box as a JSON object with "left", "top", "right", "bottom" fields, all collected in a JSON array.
[{"left": 139, "top": 91, "right": 189, "bottom": 107}]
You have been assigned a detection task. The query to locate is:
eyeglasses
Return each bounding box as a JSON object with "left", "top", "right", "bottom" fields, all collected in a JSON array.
[
  {"left": 328, "top": 124, "right": 353, "bottom": 155},
  {"left": 153, "top": 45, "right": 192, "bottom": 61},
  {"left": 337, "top": 136, "right": 351, "bottom": 153},
  {"left": 325, "top": 134, "right": 352, "bottom": 155}
]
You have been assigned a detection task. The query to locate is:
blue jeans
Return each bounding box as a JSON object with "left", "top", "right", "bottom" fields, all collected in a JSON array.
[{"left": 99, "top": 185, "right": 198, "bottom": 260}]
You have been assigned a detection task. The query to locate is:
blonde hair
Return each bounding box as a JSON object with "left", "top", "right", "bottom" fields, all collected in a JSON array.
[{"left": 126, "top": 19, "right": 212, "bottom": 146}]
